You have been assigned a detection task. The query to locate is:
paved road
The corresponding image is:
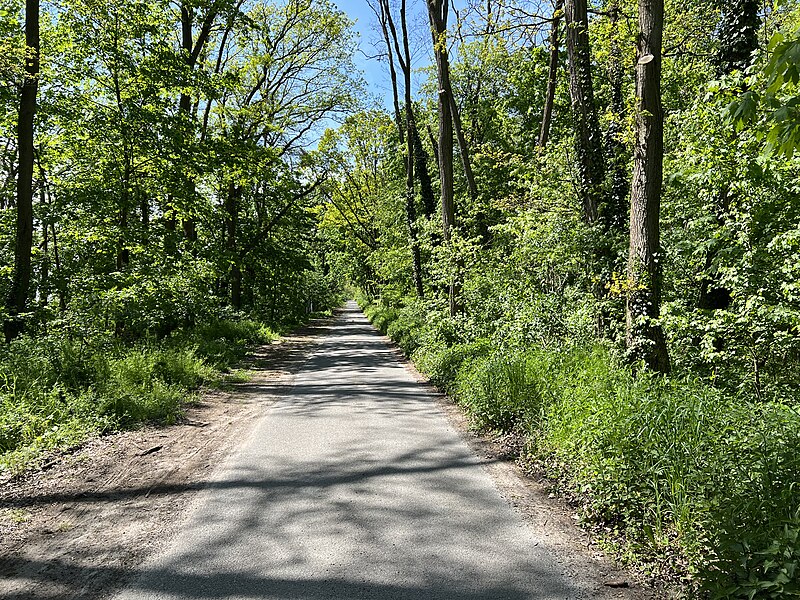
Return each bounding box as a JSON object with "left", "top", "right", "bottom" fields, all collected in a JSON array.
[{"left": 116, "top": 302, "right": 590, "bottom": 599}]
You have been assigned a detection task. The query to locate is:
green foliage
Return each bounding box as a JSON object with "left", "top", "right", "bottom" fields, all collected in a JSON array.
[
  {"left": 0, "top": 318, "right": 275, "bottom": 474},
  {"left": 709, "top": 512, "right": 800, "bottom": 599},
  {"left": 337, "top": 0, "right": 800, "bottom": 589},
  {"left": 384, "top": 302, "right": 427, "bottom": 355},
  {"left": 729, "top": 27, "right": 800, "bottom": 157},
  {"left": 362, "top": 295, "right": 800, "bottom": 596},
  {"left": 456, "top": 351, "right": 547, "bottom": 433},
  {"left": 414, "top": 340, "right": 491, "bottom": 395},
  {"left": 2, "top": 0, "right": 800, "bottom": 592},
  {"left": 173, "top": 319, "right": 277, "bottom": 369}
]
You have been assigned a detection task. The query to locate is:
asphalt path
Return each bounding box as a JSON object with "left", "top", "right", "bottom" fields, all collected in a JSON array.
[{"left": 115, "top": 301, "right": 592, "bottom": 599}]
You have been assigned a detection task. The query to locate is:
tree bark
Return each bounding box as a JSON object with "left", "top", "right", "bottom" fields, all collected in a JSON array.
[
  {"left": 604, "top": 0, "right": 628, "bottom": 230},
  {"left": 565, "top": 0, "right": 604, "bottom": 223},
  {"left": 175, "top": 1, "right": 218, "bottom": 245},
  {"left": 399, "top": 1, "right": 424, "bottom": 298},
  {"left": 538, "top": 0, "right": 563, "bottom": 148},
  {"left": 411, "top": 115, "right": 436, "bottom": 218},
  {"left": 427, "top": 0, "right": 458, "bottom": 316},
  {"left": 626, "top": 0, "right": 670, "bottom": 373},
  {"left": 176, "top": 2, "right": 195, "bottom": 242},
  {"left": 449, "top": 94, "right": 477, "bottom": 201},
  {"left": 116, "top": 158, "right": 131, "bottom": 271},
  {"left": 425, "top": 123, "right": 440, "bottom": 173},
  {"left": 39, "top": 188, "right": 48, "bottom": 307},
  {"left": 376, "top": 0, "right": 424, "bottom": 298},
  {"left": 51, "top": 222, "right": 66, "bottom": 312},
  {"left": 226, "top": 182, "right": 242, "bottom": 309},
  {"left": 5, "top": 0, "right": 39, "bottom": 342}
]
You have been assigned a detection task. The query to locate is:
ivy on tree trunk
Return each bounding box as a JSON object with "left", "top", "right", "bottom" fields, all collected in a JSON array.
[{"left": 626, "top": 0, "right": 670, "bottom": 374}]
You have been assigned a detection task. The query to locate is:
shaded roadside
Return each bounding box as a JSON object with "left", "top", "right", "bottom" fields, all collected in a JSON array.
[{"left": 0, "top": 319, "right": 327, "bottom": 600}]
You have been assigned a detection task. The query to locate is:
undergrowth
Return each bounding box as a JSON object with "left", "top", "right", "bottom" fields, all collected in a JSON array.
[
  {"left": 358, "top": 293, "right": 800, "bottom": 598},
  {"left": 0, "top": 319, "right": 277, "bottom": 474}
]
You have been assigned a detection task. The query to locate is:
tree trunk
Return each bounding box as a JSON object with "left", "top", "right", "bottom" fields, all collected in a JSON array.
[
  {"left": 51, "top": 222, "right": 66, "bottom": 312},
  {"left": 116, "top": 205, "right": 129, "bottom": 270},
  {"left": 5, "top": 0, "right": 39, "bottom": 342},
  {"left": 375, "top": 0, "right": 404, "bottom": 145},
  {"left": 40, "top": 202, "right": 48, "bottom": 306},
  {"left": 411, "top": 114, "right": 436, "bottom": 217},
  {"left": 174, "top": 1, "right": 217, "bottom": 246},
  {"left": 140, "top": 191, "right": 150, "bottom": 230},
  {"left": 604, "top": 0, "right": 628, "bottom": 230},
  {"left": 538, "top": 0, "right": 563, "bottom": 148},
  {"left": 399, "top": 0, "right": 424, "bottom": 298},
  {"left": 426, "top": 122, "right": 440, "bottom": 171},
  {"left": 116, "top": 157, "right": 131, "bottom": 271},
  {"left": 626, "top": 0, "right": 670, "bottom": 373},
  {"left": 377, "top": 0, "right": 424, "bottom": 298},
  {"left": 565, "top": 0, "right": 604, "bottom": 223},
  {"left": 427, "top": 0, "right": 458, "bottom": 316},
  {"left": 449, "top": 95, "right": 477, "bottom": 201},
  {"left": 226, "top": 182, "right": 242, "bottom": 309}
]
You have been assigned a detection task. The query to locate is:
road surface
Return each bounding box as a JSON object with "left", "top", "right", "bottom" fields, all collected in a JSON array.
[{"left": 115, "top": 301, "right": 601, "bottom": 599}]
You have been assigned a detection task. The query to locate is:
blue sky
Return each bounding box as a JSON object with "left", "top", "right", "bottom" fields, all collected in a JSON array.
[{"left": 332, "top": 0, "right": 438, "bottom": 110}]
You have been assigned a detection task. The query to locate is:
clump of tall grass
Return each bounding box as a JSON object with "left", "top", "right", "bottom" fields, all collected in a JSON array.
[
  {"left": 410, "top": 340, "right": 488, "bottom": 394},
  {"left": 0, "top": 318, "right": 276, "bottom": 474},
  {"left": 172, "top": 319, "right": 277, "bottom": 368},
  {"left": 456, "top": 351, "right": 549, "bottom": 433}
]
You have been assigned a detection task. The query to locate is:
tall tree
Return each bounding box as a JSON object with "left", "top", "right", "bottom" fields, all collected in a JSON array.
[
  {"left": 626, "top": 0, "right": 670, "bottom": 373},
  {"left": 448, "top": 9, "right": 477, "bottom": 202},
  {"left": 449, "top": 91, "right": 478, "bottom": 201},
  {"left": 4, "top": 0, "right": 39, "bottom": 342},
  {"left": 538, "top": 0, "right": 563, "bottom": 148},
  {"left": 565, "top": 0, "right": 604, "bottom": 223},
  {"left": 604, "top": 0, "right": 628, "bottom": 230},
  {"left": 427, "top": 0, "right": 458, "bottom": 316},
  {"left": 173, "top": 0, "right": 224, "bottom": 244},
  {"left": 374, "top": 0, "right": 424, "bottom": 297},
  {"left": 411, "top": 116, "right": 436, "bottom": 218}
]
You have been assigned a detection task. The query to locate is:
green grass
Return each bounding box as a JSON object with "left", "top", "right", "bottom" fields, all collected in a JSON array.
[
  {"left": 360, "top": 295, "right": 800, "bottom": 598},
  {"left": 0, "top": 318, "right": 277, "bottom": 475}
]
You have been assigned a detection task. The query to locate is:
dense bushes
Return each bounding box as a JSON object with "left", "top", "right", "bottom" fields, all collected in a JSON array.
[
  {"left": 360, "top": 296, "right": 800, "bottom": 597},
  {"left": 0, "top": 319, "right": 276, "bottom": 474}
]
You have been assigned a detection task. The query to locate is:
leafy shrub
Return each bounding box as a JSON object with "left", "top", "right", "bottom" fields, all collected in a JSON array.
[
  {"left": 370, "top": 305, "right": 399, "bottom": 334},
  {"left": 98, "top": 346, "right": 213, "bottom": 424},
  {"left": 530, "top": 349, "right": 800, "bottom": 595},
  {"left": 385, "top": 302, "right": 428, "bottom": 354},
  {"left": 174, "top": 319, "right": 276, "bottom": 368}
]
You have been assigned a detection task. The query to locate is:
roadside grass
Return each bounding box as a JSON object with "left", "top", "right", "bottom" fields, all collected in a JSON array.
[
  {"left": 0, "top": 319, "right": 277, "bottom": 475},
  {"left": 359, "top": 295, "right": 800, "bottom": 598}
]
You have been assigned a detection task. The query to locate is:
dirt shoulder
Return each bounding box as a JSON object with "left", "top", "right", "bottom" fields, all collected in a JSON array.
[{"left": 0, "top": 327, "right": 318, "bottom": 600}]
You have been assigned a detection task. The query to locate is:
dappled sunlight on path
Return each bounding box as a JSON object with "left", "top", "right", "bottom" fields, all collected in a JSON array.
[{"left": 111, "top": 302, "right": 590, "bottom": 599}]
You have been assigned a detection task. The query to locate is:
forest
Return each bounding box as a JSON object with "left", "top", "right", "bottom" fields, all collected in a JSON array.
[{"left": 2, "top": 0, "right": 800, "bottom": 595}]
